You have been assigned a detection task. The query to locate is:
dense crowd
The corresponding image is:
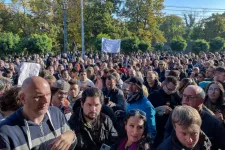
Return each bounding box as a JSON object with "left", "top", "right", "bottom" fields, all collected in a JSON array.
[{"left": 0, "top": 51, "right": 225, "bottom": 150}]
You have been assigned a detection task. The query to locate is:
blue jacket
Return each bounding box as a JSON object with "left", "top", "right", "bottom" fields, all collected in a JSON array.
[
  {"left": 126, "top": 96, "right": 157, "bottom": 140},
  {"left": 0, "top": 106, "right": 76, "bottom": 150}
]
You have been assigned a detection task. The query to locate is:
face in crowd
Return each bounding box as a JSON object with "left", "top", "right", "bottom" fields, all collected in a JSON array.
[
  {"left": 52, "top": 89, "right": 68, "bottom": 107},
  {"left": 163, "top": 81, "right": 177, "bottom": 95},
  {"left": 81, "top": 96, "right": 102, "bottom": 121},
  {"left": 182, "top": 86, "right": 204, "bottom": 111},
  {"left": 174, "top": 123, "right": 200, "bottom": 148},
  {"left": 125, "top": 114, "right": 145, "bottom": 144},
  {"left": 80, "top": 71, "right": 87, "bottom": 81},
  {"left": 69, "top": 84, "right": 80, "bottom": 98},
  {"left": 106, "top": 78, "right": 116, "bottom": 91},
  {"left": 20, "top": 77, "right": 51, "bottom": 117}
]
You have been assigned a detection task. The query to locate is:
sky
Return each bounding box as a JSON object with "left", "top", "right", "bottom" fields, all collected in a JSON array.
[{"left": 163, "top": 0, "right": 225, "bottom": 18}]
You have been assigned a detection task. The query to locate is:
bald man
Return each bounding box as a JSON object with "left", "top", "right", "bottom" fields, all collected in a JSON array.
[
  {"left": 163, "top": 85, "right": 225, "bottom": 150},
  {"left": 0, "top": 76, "right": 76, "bottom": 150}
]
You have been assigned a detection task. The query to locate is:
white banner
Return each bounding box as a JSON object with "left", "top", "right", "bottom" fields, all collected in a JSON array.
[
  {"left": 18, "top": 62, "right": 41, "bottom": 86},
  {"left": 102, "top": 38, "right": 121, "bottom": 53}
]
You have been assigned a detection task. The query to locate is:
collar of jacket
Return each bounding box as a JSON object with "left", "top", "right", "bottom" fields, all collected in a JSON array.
[{"left": 78, "top": 108, "right": 103, "bottom": 131}]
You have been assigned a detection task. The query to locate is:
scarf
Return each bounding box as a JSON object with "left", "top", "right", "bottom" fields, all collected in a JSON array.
[{"left": 126, "top": 92, "right": 144, "bottom": 104}]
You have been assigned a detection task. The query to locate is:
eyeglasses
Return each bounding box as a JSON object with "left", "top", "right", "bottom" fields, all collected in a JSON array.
[
  {"left": 57, "top": 91, "right": 68, "bottom": 96},
  {"left": 182, "top": 94, "right": 199, "bottom": 101},
  {"left": 159, "top": 64, "right": 164, "bottom": 65},
  {"left": 128, "top": 109, "right": 146, "bottom": 117},
  {"left": 165, "top": 84, "right": 176, "bottom": 93},
  {"left": 208, "top": 88, "right": 220, "bottom": 93}
]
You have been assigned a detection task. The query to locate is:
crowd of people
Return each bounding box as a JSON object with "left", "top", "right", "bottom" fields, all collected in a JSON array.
[{"left": 0, "top": 51, "right": 225, "bottom": 150}]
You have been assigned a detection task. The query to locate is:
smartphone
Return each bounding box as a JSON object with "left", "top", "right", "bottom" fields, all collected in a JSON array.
[
  {"left": 104, "top": 97, "right": 110, "bottom": 104},
  {"left": 100, "top": 144, "right": 111, "bottom": 150}
]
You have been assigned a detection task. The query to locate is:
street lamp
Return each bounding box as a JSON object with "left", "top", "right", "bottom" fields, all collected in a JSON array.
[
  {"left": 63, "top": 0, "right": 68, "bottom": 54},
  {"left": 81, "top": 0, "right": 85, "bottom": 59},
  {"left": 80, "top": 0, "right": 106, "bottom": 59}
]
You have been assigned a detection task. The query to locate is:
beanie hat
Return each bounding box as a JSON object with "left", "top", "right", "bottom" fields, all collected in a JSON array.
[{"left": 51, "top": 80, "right": 70, "bottom": 92}]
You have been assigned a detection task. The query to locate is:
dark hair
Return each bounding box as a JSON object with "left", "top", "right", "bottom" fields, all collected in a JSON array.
[
  {"left": 178, "top": 78, "right": 197, "bottom": 95},
  {"left": 68, "top": 79, "right": 78, "bottom": 85},
  {"left": 81, "top": 87, "right": 104, "bottom": 104},
  {"left": 61, "top": 69, "right": 69, "bottom": 74},
  {"left": 215, "top": 67, "right": 225, "bottom": 73},
  {"left": 0, "top": 87, "right": 23, "bottom": 112},
  {"left": 106, "top": 74, "right": 117, "bottom": 81},
  {"left": 124, "top": 110, "right": 148, "bottom": 136},
  {"left": 79, "top": 68, "right": 87, "bottom": 74},
  {"left": 71, "top": 68, "right": 78, "bottom": 73},
  {"left": 168, "top": 70, "right": 180, "bottom": 79},
  {"left": 165, "top": 76, "right": 179, "bottom": 86}
]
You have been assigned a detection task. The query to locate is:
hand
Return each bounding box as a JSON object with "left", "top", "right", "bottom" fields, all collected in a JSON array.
[
  {"left": 107, "top": 101, "right": 116, "bottom": 107},
  {"left": 215, "top": 112, "right": 224, "bottom": 121},
  {"left": 49, "top": 130, "right": 76, "bottom": 150},
  {"left": 156, "top": 105, "right": 172, "bottom": 115}
]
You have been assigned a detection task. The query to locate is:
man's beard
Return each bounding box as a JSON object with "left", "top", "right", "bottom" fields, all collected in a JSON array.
[{"left": 84, "top": 112, "right": 98, "bottom": 120}]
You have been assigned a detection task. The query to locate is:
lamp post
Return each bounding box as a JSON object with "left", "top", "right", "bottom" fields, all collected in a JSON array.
[
  {"left": 81, "top": 0, "right": 85, "bottom": 59},
  {"left": 63, "top": 0, "right": 68, "bottom": 54}
]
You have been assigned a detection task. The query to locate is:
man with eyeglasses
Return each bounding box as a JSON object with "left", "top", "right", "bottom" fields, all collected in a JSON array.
[
  {"left": 164, "top": 85, "right": 225, "bottom": 150},
  {"left": 51, "top": 80, "right": 72, "bottom": 120},
  {"left": 148, "top": 76, "right": 181, "bottom": 147},
  {"left": 154, "top": 60, "right": 166, "bottom": 82}
]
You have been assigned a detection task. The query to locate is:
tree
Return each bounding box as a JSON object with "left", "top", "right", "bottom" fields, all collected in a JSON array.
[
  {"left": 183, "top": 12, "right": 197, "bottom": 40},
  {"left": 138, "top": 41, "right": 150, "bottom": 52},
  {"left": 210, "top": 37, "right": 225, "bottom": 52},
  {"left": 121, "top": 37, "right": 140, "bottom": 53},
  {"left": 170, "top": 39, "right": 187, "bottom": 51},
  {"left": 0, "top": 32, "right": 21, "bottom": 55},
  {"left": 160, "top": 15, "right": 185, "bottom": 42},
  {"left": 154, "top": 42, "right": 164, "bottom": 51},
  {"left": 203, "top": 13, "right": 225, "bottom": 41},
  {"left": 192, "top": 39, "right": 209, "bottom": 54},
  {"left": 22, "top": 34, "right": 52, "bottom": 54},
  {"left": 120, "top": 0, "right": 165, "bottom": 43}
]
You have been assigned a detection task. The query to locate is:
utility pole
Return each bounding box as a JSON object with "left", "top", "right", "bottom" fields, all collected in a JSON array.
[
  {"left": 81, "top": 0, "right": 85, "bottom": 59},
  {"left": 63, "top": 0, "right": 68, "bottom": 54}
]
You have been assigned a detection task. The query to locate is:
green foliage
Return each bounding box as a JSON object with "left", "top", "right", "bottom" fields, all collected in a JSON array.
[
  {"left": 154, "top": 42, "right": 164, "bottom": 51},
  {"left": 192, "top": 39, "right": 210, "bottom": 54},
  {"left": 0, "top": 32, "right": 21, "bottom": 55},
  {"left": 138, "top": 41, "right": 150, "bottom": 52},
  {"left": 21, "top": 34, "right": 52, "bottom": 54},
  {"left": 95, "top": 33, "right": 111, "bottom": 51},
  {"left": 210, "top": 37, "right": 225, "bottom": 52},
  {"left": 160, "top": 15, "right": 185, "bottom": 42},
  {"left": 121, "top": 37, "right": 140, "bottom": 53},
  {"left": 170, "top": 39, "right": 187, "bottom": 51}
]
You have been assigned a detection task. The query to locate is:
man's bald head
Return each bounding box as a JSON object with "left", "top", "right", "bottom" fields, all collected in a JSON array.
[
  {"left": 182, "top": 85, "right": 205, "bottom": 111},
  {"left": 185, "top": 85, "right": 205, "bottom": 100},
  {"left": 22, "top": 76, "right": 50, "bottom": 92}
]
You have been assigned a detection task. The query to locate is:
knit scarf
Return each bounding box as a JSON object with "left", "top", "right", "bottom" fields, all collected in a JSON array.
[{"left": 126, "top": 92, "right": 144, "bottom": 104}]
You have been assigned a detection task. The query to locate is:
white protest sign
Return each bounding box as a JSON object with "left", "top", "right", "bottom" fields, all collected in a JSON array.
[
  {"left": 18, "top": 62, "right": 41, "bottom": 86},
  {"left": 102, "top": 38, "right": 121, "bottom": 53}
]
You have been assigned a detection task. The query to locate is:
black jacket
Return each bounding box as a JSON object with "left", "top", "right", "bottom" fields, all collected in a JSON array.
[
  {"left": 102, "top": 87, "right": 125, "bottom": 111},
  {"left": 164, "top": 109, "right": 225, "bottom": 150},
  {"left": 148, "top": 89, "right": 181, "bottom": 147},
  {"left": 157, "top": 130, "right": 211, "bottom": 150},
  {"left": 68, "top": 108, "right": 118, "bottom": 150}
]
